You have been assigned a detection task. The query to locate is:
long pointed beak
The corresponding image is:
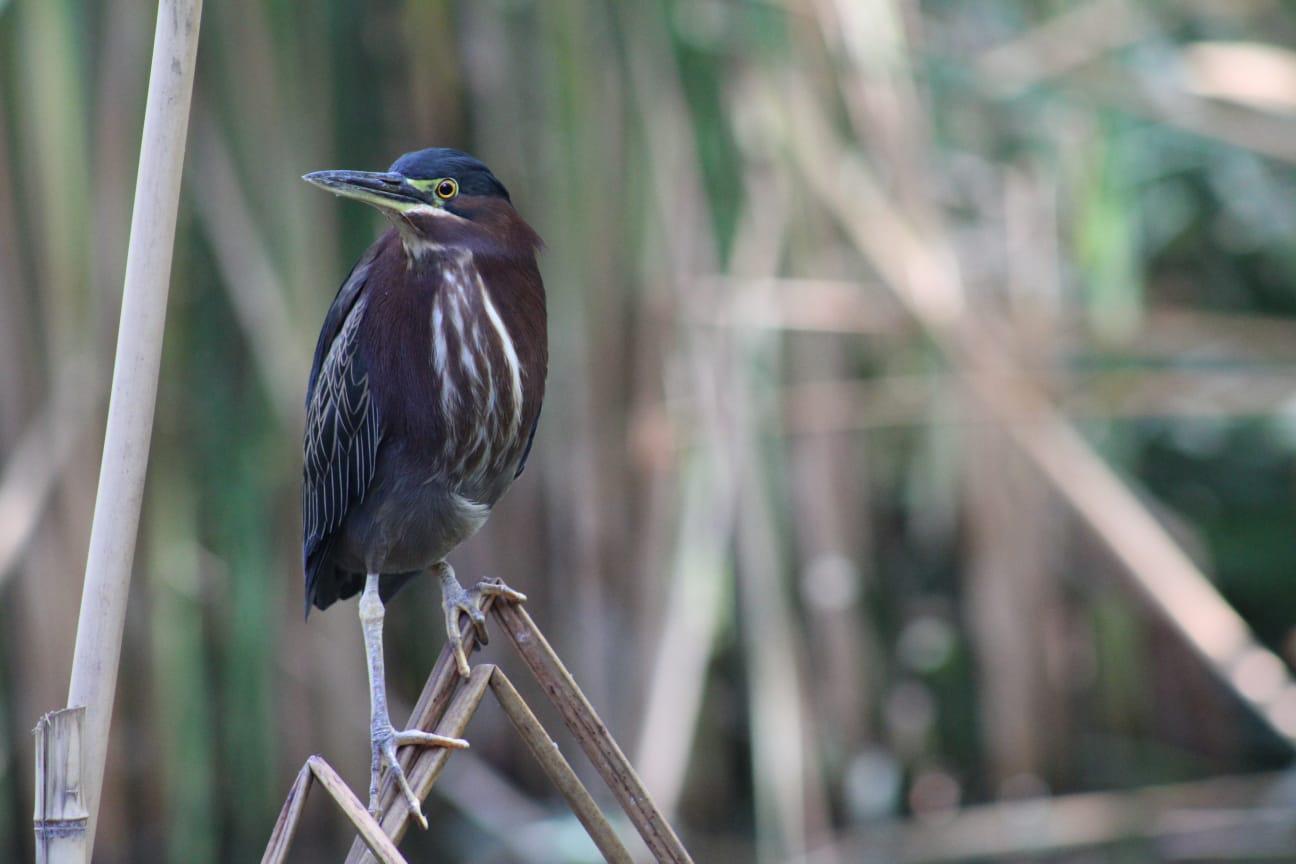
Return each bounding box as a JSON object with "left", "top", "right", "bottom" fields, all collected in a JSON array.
[{"left": 302, "top": 170, "right": 423, "bottom": 212}]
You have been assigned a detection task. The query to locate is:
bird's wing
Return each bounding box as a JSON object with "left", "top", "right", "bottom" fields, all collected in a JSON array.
[
  {"left": 306, "top": 245, "right": 379, "bottom": 404},
  {"left": 302, "top": 249, "right": 382, "bottom": 609}
]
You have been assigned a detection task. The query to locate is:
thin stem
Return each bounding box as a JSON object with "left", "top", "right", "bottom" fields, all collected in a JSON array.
[
  {"left": 492, "top": 602, "right": 694, "bottom": 864},
  {"left": 489, "top": 668, "right": 635, "bottom": 864}
]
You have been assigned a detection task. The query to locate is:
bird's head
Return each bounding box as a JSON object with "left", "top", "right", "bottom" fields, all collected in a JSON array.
[{"left": 303, "top": 147, "right": 513, "bottom": 237}]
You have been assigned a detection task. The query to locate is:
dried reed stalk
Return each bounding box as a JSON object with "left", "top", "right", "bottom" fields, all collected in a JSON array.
[
  {"left": 258, "top": 583, "right": 696, "bottom": 863},
  {"left": 330, "top": 599, "right": 691, "bottom": 863},
  {"left": 492, "top": 602, "right": 694, "bottom": 864},
  {"left": 488, "top": 668, "right": 635, "bottom": 864},
  {"left": 58, "top": 0, "right": 202, "bottom": 856},
  {"left": 260, "top": 762, "right": 310, "bottom": 864},
  {"left": 261, "top": 756, "right": 406, "bottom": 864}
]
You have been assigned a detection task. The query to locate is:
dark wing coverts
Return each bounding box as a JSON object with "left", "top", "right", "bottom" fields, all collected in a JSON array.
[{"left": 303, "top": 254, "right": 381, "bottom": 612}]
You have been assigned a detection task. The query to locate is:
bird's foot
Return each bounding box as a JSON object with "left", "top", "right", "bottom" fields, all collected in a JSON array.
[
  {"left": 368, "top": 721, "right": 469, "bottom": 829},
  {"left": 439, "top": 566, "right": 527, "bottom": 677}
]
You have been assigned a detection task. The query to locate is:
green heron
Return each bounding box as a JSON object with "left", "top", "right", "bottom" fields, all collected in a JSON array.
[{"left": 301, "top": 148, "right": 546, "bottom": 826}]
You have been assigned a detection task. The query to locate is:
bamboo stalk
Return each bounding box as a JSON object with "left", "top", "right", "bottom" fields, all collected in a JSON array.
[
  {"left": 32, "top": 707, "right": 88, "bottom": 864},
  {"left": 59, "top": 0, "right": 202, "bottom": 855},
  {"left": 492, "top": 603, "right": 694, "bottom": 864},
  {"left": 488, "top": 668, "right": 635, "bottom": 864}
]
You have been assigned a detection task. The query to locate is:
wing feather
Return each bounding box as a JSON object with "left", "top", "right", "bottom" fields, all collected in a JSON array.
[{"left": 302, "top": 249, "right": 382, "bottom": 610}]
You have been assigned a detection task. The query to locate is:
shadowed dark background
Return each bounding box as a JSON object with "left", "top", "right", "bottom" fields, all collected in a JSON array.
[{"left": 3, "top": 0, "right": 1296, "bottom": 861}]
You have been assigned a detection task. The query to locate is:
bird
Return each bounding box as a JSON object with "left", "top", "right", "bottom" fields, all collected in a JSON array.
[{"left": 300, "top": 147, "right": 546, "bottom": 826}]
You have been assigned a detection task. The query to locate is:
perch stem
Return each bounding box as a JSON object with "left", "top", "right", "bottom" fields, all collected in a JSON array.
[
  {"left": 489, "top": 667, "right": 635, "bottom": 864},
  {"left": 491, "top": 602, "right": 694, "bottom": 864}
]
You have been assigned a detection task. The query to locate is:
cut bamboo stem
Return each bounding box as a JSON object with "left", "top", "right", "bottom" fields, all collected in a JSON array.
[
  {"left": 489, "top": 667, "right": 635, "bottom": 864},
  {"left": 492, "top": 602, "right": 694, "bottom": 864},
  {"left": 33, "top": 707, "right": 88, "bottom": 864},
  {"left": 60, "top": 0, "right": 202, "bottom": 856}
]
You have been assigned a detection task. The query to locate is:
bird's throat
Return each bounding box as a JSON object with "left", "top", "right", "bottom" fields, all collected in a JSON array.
[{"left": 387, "top": 206, "right": 454, "bottom": 262}]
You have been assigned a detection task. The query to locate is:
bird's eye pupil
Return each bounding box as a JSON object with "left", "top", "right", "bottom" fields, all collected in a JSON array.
[{"left": 436, "top": 180, "right": 457, "bottom": 199}]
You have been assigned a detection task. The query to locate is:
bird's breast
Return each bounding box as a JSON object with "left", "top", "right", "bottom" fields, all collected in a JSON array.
[{"left": 371, "top": 248, "right": 535, "bottom": 498}]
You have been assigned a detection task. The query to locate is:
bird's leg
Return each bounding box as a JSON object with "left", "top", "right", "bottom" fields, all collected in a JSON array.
[
  {"left": 359, "top": 573, "right": 469, "bottom": 829},
  {"left": 437, "top": 562, "right": 527, "bottom": 677}
]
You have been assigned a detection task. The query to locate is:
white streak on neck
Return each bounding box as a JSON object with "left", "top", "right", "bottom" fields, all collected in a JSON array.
[
  {"left": 431, "top": 296, "right": 457, "bottom": 413},
  {"left": 389, "top": 206, "right": 455, "bottom": 262},
  {"left": 477, "top": 273, "right": 523, "bottom": 437}
]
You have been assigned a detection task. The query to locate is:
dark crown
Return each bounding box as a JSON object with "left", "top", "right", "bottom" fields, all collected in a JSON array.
[{"left": 389, "top": 148, "right": 511, "bottom": 201}]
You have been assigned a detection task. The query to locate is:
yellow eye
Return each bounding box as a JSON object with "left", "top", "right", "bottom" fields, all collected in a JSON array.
[{"left": 435, "top": 178, "right": 458, "bottom": 200}]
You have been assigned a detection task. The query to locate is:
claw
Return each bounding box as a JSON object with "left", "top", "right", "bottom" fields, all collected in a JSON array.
[
  {"left": 383, "top": 735, "right": 427, "bottom": 829},
  {"left": 439, "top": 566, "right": 526, "bottom": 677},
  {"left": 370, "top": 724, "right": 465, "bottom": 829},
  {"left": 394, "top": 729, "right": 468, "bottom": 748},
  {"left": 442, "top": 595, "right": 475, "bottom": 677},
  {"left": 476, "top": 577, "right": 527, "bottom": 605}
]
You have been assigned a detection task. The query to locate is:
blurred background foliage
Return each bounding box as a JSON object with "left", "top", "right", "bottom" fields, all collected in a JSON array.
[{"left": 4, "top": 0, "right": 1296, "bottom": 861}]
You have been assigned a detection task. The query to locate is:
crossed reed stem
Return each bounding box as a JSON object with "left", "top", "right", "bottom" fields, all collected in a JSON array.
[{"left": 262, "top": 597, "right": 693, "bottom": 864}]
